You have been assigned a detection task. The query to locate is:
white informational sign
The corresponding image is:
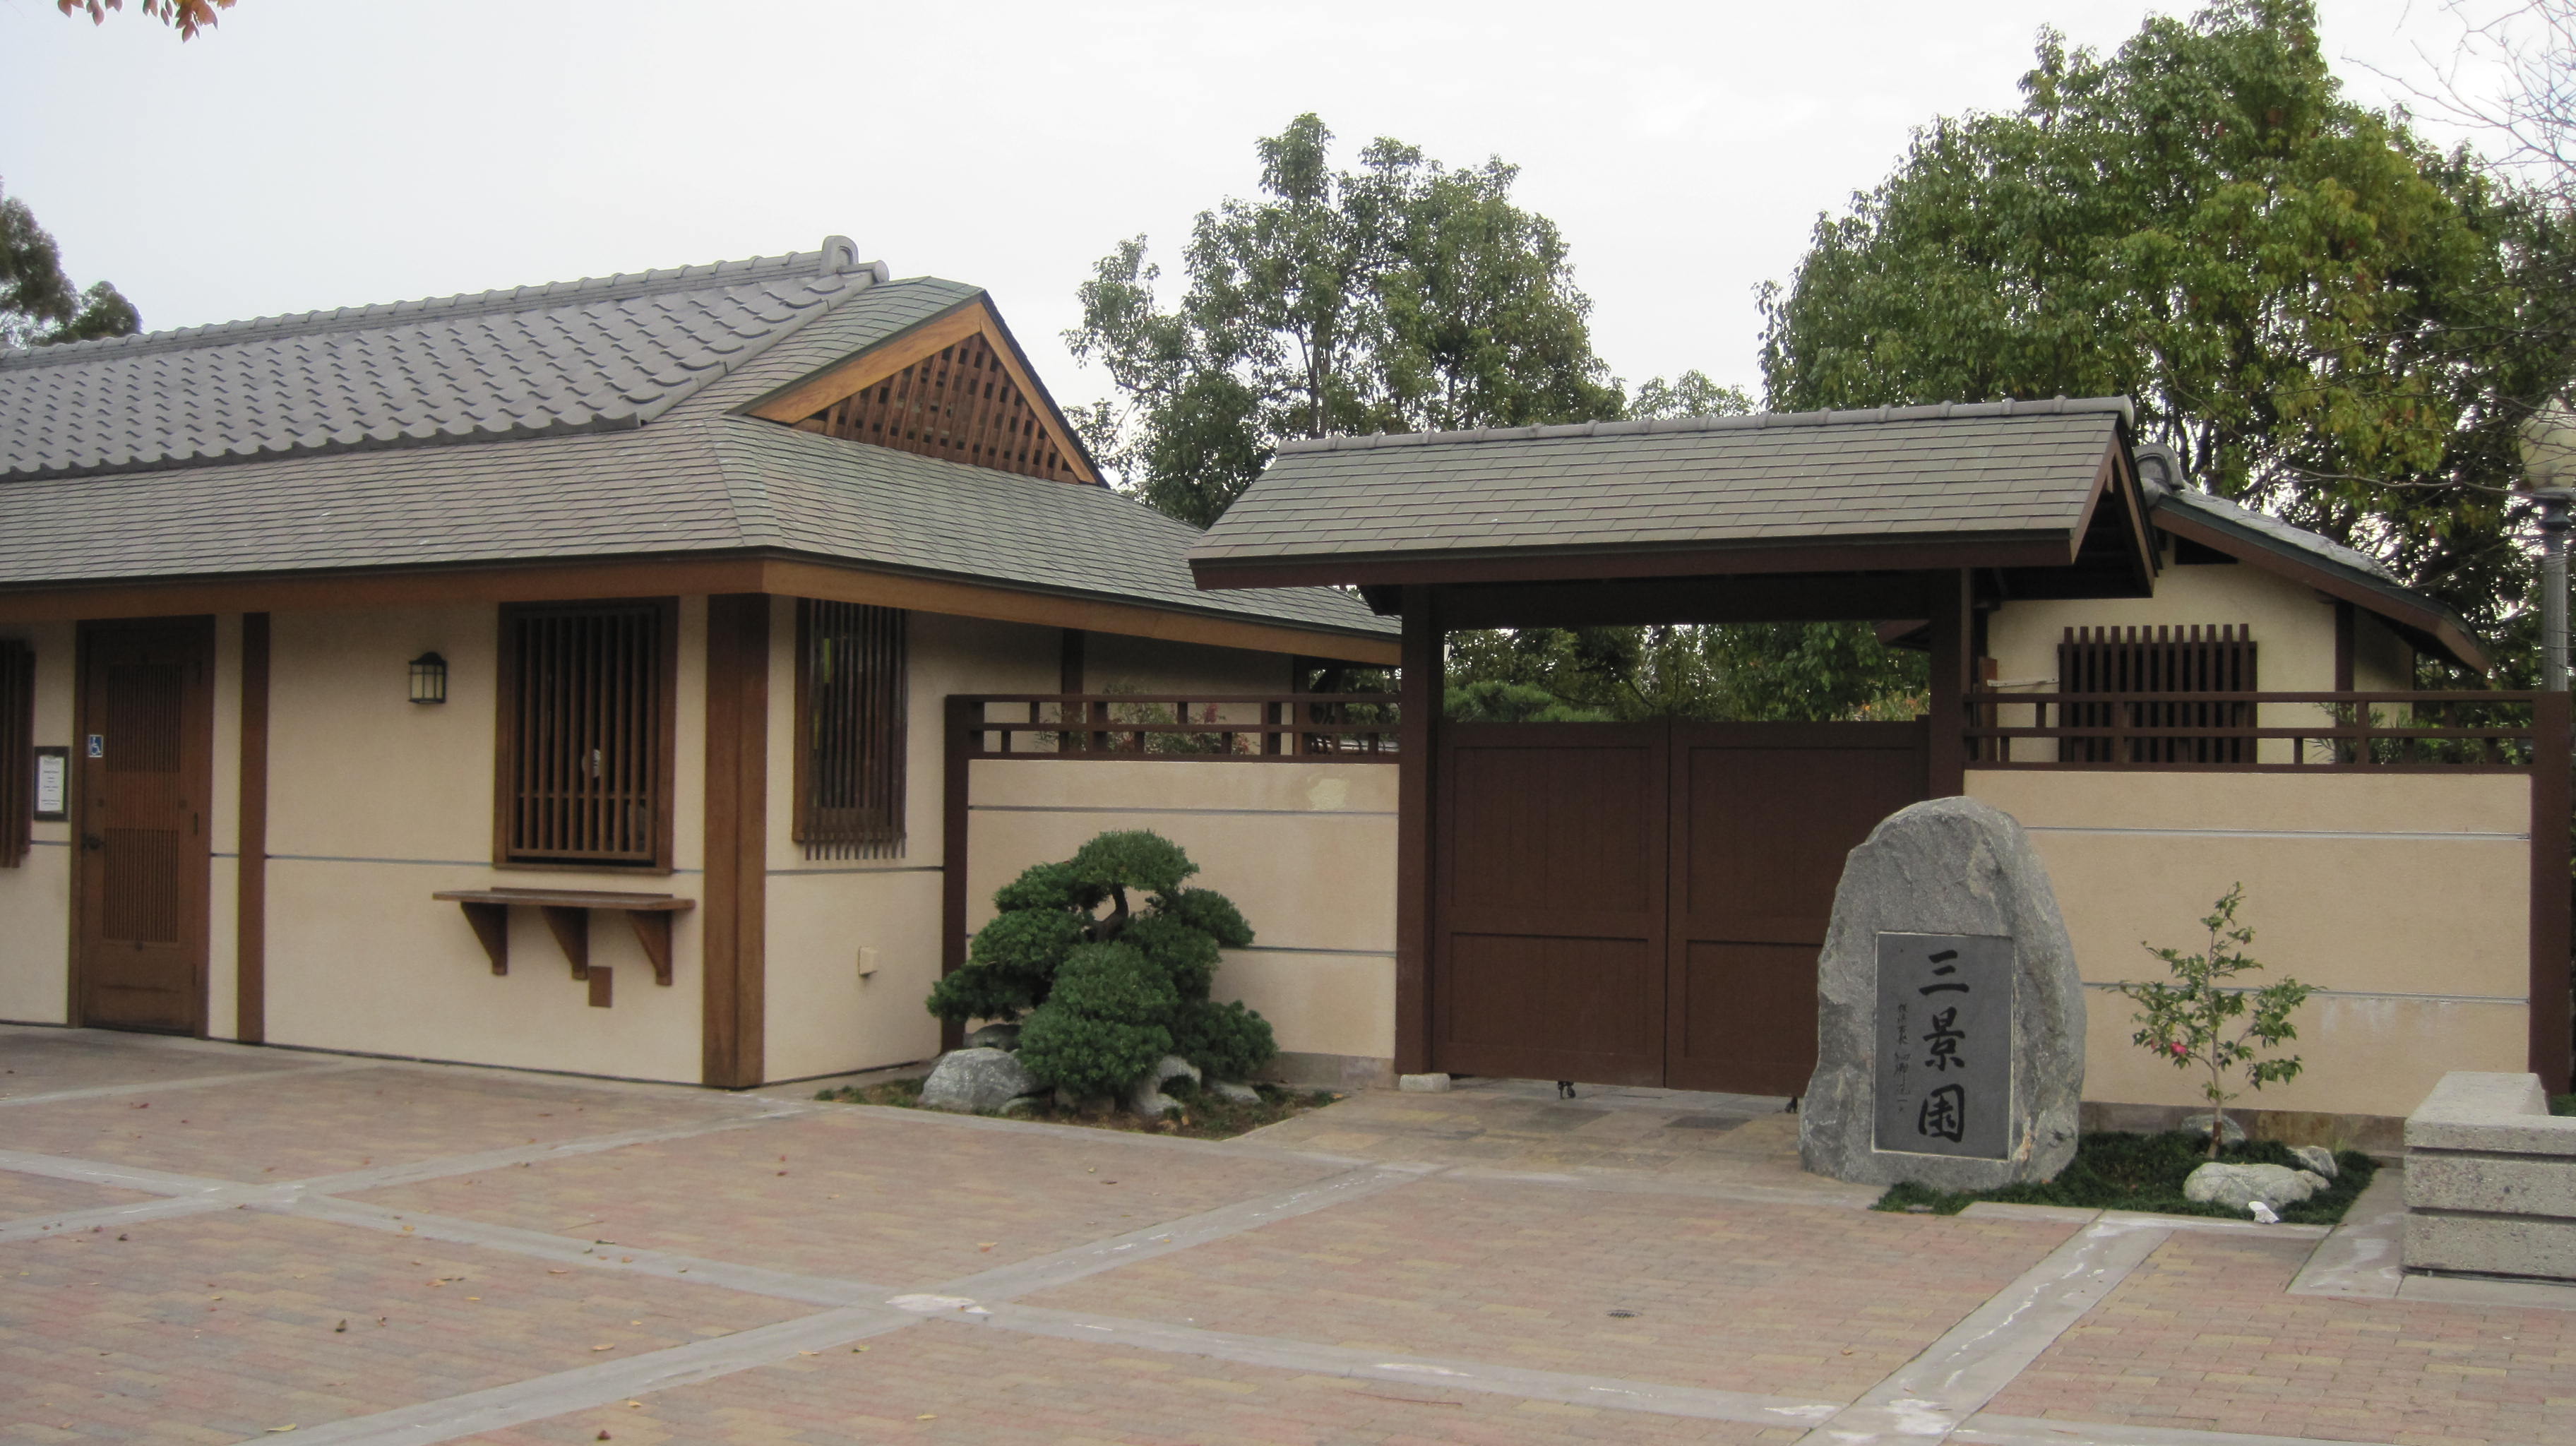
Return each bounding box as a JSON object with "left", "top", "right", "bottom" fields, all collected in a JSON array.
[{"left": 33, "top": 749, "right": 67, "bottom": 820}]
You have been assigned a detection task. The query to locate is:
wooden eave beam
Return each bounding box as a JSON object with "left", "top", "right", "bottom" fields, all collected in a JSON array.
[
  {"left": 0, "top": 554, "right": 1400, "bottom": 666},
  {"left": 1190, "top": 534, "right": 2080, "bottom": 592},
  {"left": 2150, "top": 509, "right": 2491, "bottom": 675},
  {"left": 1432, "top": 572, "right": 1940, "bottom": 629},
  {"left": 741, "top": 296, "right": 1101, "bottom": 484}
]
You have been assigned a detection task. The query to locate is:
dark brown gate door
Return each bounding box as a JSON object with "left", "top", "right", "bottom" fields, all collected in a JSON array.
[
  {"left": 1664, "top": 722, "right": 1928, "bottom": 1094},
  {"left": 76, "top": 619, "right": 215, "bottom": 1034},
  {"left": 1434, "top": 724, "right": 1668, "bottom": 1086},
  {"left": 1432, "top": 717, "right": 1926, "bottom": 1093}
]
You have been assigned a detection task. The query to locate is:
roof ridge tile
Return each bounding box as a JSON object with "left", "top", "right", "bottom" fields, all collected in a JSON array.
[{"left": 1270, "top": 395, "right": 2134, "bottom": 454}]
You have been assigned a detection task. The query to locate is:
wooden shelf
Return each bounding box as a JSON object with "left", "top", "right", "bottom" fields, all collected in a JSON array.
[{"left": 432, "top": 888, "right": 696, "bottom": 1005}]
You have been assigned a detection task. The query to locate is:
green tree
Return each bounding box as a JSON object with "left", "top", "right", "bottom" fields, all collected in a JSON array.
[
  {"left": 2118, "top": 886, "right": 2315, "bottom": 1158},
  {"left": 928, "top": 831, "right": 1272, "bottom": 1101},
  {"left": 1759, "top": 0, "right": 2570, "bottom": 658},
  {"left": 1445, "top": 623, "right": 1924, "bottom": 724},
  {"left": 3, "top": 183, "right": 139, "bottom": 349},
  {"left": 1067, "top": 114, "right": 1635, "bottom": 528}
]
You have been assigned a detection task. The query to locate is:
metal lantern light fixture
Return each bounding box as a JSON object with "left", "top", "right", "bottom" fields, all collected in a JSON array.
[
  {"left": 2520, "top": 403, "right": 2576, "bottom": 693},
  {"left": 408, "top": 652, "right": 448, "bottom": 705}
]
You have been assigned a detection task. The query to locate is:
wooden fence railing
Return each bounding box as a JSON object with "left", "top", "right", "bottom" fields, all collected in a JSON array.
[
  {"left": 948, "top": 693, "right": 1401, "bottom": 762},
  {"left": 1964, "top": 690, "right": 2563, "bottom": 771}
]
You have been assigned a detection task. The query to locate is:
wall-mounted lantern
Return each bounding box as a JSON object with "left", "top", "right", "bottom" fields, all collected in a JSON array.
[{"left": 408, "top": 652, "right": 448, "bottom": 705}]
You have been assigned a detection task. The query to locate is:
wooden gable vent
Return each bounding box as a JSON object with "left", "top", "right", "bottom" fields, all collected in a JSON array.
[{"left": 750, "top": 301, "right": 1098, "bottom": 484}]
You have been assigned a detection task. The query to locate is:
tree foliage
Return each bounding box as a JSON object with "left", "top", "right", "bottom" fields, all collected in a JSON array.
[
  {"left": 1759, "top": 0, "right": 2576, "bottom": 659},
  {"left": 2118, "top": 886, "right": 2315, "bottom": 1158},
  {"left": 56, "top": 0, "right": 232, "bottom": 40},
  {"left": 2, "top": 183, "right": 139, "bottom": 349},
  {"left": 1068, "top": 114, "right": 1658, "bottom": 527},
  {"left": 1445, "top": 622, "right": 1926, "bottom": 723},
  {"left": 929, "top": 831, "right": 1275, "bottom": 1099}
]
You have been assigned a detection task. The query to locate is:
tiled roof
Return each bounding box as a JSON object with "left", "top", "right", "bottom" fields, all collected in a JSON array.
[
  {"left": 0, "top": 246, "right": 890, "bottom": 480},
  {"left": 1191, "top": 398, "right": 2133, "bottom": 570},
  {"left": 2153, "top": 485, "right": 2400, "bottom": 582},
  {"left": 0, "top": 249, "right": 1392, "bottom": 643}
]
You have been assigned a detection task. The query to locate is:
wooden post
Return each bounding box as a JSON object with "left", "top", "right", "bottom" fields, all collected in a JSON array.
[
  {"left": 2532, "top": 688, "right": 2572, "bottom": 1093},
  {"left": 700, "top": 594, "right": 768, "bottom": 1089},
  {"left": 1395, "top": 585, "right": 1442, "bottom": 1077},
  {"left": 1926, "top": 570, "right": 1972, "bottom": 798},
  {"left": 939, "top": 695, "right": 973, "bottom": 1053},
  {"left": 235, "top": 612, "right": 269, "bottom": 1045},
  {"left": 1058, "top": 628, "right": 1083, "bottom": 751}
]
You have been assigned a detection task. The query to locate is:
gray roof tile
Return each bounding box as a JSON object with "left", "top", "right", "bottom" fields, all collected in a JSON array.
[{"left": 1192, "top": 401, "right": 2130, "bottom": 570}]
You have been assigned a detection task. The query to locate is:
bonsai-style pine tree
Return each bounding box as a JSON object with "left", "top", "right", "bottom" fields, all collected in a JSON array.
[{"left": 926, "top": 830, "right": 1275, "bottom": 1099}]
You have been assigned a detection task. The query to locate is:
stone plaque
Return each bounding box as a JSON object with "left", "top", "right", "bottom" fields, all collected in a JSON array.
[{"left": 1872, "top": 933, "right": 2013, "bottom": 1160}]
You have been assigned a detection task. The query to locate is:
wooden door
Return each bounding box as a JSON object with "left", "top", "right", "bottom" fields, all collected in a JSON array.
[
  {"left": 1433, "top": 723, "right": 1667, "bottom": 1086},
  {"left": 76, "top": 619, "right": 215, "bottom": 1034},
  {"left": 1664, "top": 722, "right": 1927, "bottom": 1094}
]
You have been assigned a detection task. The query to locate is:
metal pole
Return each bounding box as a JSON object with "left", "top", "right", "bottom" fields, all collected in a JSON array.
[{"left": 2544, "top": 490, "right": 2572, "bottom": 693}]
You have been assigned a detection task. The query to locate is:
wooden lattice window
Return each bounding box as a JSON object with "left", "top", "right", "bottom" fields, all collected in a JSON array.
[
  {"left": 794, "top": 600, "right": 907, "bottom": 860},
  {"left": 2058, "top": 624, "right": 2257, "bottom": 764},
  {"left": 494, "top": 601, "right": 676, "bottom": 869},
  {"left": 0, "top": 640, "right": 30, "bottom": 868},
  {"left": 794, "top": 330, "right": 1078, "bottom": 482}
]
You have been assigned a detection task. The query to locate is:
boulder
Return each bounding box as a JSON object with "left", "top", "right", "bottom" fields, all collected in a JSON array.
[
  {"left": 2181, "top": 1111, "right": 2248, "bottom": 1146},
  {"left": 2184, "top": 1161, "right": 2324, "bottom": 1213},
  {"left": 1127, "top": 1055, "right": 1202, "bottom": 1119},
  {"left": 919, "top": 1048, "right": 1039, "bottom": 1113},
  {"left": 1208, "top": 1080, "right": 1262, "bottom": 1106},
  {"left": 2289, "top": 1145, "right": 2339, "bottom": 1179},
  {"left": 1800, "top": 798, "right": 2085, "bottom": 1191},
  {"left": 964, "top": 1022, "right": 1023, "bottom": 1051}
]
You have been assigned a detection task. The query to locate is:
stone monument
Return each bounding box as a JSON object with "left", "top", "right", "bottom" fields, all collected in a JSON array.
[{"left": 1799, "top": 796, "right": 2085, "bottom": 1190}]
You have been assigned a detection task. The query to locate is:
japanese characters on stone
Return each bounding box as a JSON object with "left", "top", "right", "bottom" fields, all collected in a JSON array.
[{"left": 1871, "top": 933, "right": 2014, "bottom": 1160}]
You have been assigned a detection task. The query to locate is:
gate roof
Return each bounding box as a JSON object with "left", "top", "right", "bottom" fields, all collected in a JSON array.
[{"left": 1188, "top": 397, "right": 2154, "bottom": 597}]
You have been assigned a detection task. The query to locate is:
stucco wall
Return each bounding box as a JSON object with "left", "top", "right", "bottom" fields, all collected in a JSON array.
[
  {"left": 1984, "top": 537, "right": 2416, "bottom": 763},
  {"left": 963, "top": 758, "right": 1399, "bottom": 1066},
  {"left": 1967, "top": 768, "right": 2532, "bottom": 1118},
  {"left": 763, "top": 609, "right": 1054, "bottom": 1082},
  {"left": 260, "top": 602, "right": 708, "bottom": 1082},
  {"left": 0, "top": 620, "right": 75, "bottom": 1024}
]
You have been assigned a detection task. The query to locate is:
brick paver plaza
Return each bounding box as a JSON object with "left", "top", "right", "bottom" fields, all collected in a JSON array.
[{"left": 4, "top": 1027, "right": 2572, "bottom": 1446}]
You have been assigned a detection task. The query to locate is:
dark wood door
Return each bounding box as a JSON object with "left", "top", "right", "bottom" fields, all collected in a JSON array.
[
  {"left": 1432, "top": 717, "right": 1926, "bottom": 1092},
  {"left": 1434, "top": 723, "right": 1668, "bottom": 1086},
  {"left": 76, "top": 619, "right": 215, "bottom": 1034},
  {"left": 1664, "top": 722, "right": 1928, "bottom": 1094}
]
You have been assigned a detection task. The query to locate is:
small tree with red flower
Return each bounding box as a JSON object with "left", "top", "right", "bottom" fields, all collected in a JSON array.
[{"left": 2117, "top": 885, "right": 2315, "bottom": 1159}]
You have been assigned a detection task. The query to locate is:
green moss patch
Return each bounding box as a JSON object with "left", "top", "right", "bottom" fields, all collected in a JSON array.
[
  {"left": 816, "top": 1076, "right": 1339, "bottom": 1141},
  {"left": 1871, "top": 1131, "right": 2378, "bottom": 1225}
]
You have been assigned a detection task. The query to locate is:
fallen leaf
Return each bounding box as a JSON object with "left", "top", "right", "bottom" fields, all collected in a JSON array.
[
  {"left": 115, "top": 1234, "right": 126, "bottom": 1241},
  {"left": 549, "top": 1269, "right": 570, "bottom": 1275},
  {"left": 977, "top": 1243, "right": 995, "bottom": 1252},
  {"left": 466, "top": 1296, "right": 481, "bottom": 1302},
  {"left": 852, "top": 1346, "right": 868, "bottom": 1353},
  {"left": 620, "top": 1256, "right": 634, "bottom": 1264},
  {"left": 798, "top": 1350, "right": 818, "bottom": 1356},
  {"left": 334, "top": 1321, "right": 347, "bottom": 1333},
  {"left": 266, "top": 1428, "right": 295, "bottom": 1434},
  {"left": 917, "top": 1415, "right": 936, "bottom": 1421},
  {"left": 592, "top": 1344, "right": 613, "bottom": 1351}
]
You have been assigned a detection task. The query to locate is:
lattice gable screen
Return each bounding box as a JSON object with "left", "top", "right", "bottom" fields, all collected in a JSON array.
[{"left": 789, "top": 325, "right": 1085, "bottom": 483}]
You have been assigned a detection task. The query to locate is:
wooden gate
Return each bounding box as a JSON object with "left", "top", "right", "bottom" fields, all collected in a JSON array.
[
  {"left": 1433, "top": 719, "right": 1926, "bottom": 1094},
  {"left": 75, "top": 618, "right": 215, "bottom": 1034}
]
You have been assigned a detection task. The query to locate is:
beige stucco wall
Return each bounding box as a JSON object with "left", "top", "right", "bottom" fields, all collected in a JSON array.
[
  {"left": 0, "top": 620, "right": 75, "bottom": 1024},
  {"left": 964, "top": 758, "right": 1399, "bottom": 1065},
  {"left": 260, "top": 602, "right": 708, "bottom": 1082},
  {"left": 1984, "top": 537, "right": 2416, "bottom": 763},
  {"left": 1967, "top": 768, "right": 2532, "bottom": 1118}
]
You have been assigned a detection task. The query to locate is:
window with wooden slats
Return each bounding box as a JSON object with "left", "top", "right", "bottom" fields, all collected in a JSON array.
[
  {"left": 792, "top": 331, "right": 1080, "bottom": 482},
  {"left": 2058, "top": 624, "right": 2257, "bottom": 764},
  {"left": 0, "top": 640, "right": 30, "bottom": 869},
  {"left": 794, "top": 600, "right": 907, "bottom": 860},
  {"left": 495, "top": 602, "right": 676, "bottom": 869}
]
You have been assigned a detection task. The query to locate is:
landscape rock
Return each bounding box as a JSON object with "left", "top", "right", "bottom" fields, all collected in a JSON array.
[
  {"left": 963, "top": 1022, "right": 1022, "bottom": 1051},
  {"left": 1398, "top": 1073, "right": 1453, "bottom": 1093},
  {"left": 2181, "top": 1112, "right": 2248, "bottom": 1147},
  {"left": 1127, "top": 1055, "right": 1202, "bottom": 1119},
  {"left": 1800, "top": 798, "right": 2085, "bottom": 1191},
  {"left": 919, "top": 1048, "right": 1039, "bottom": 1113},
  {"left": 2184, "top": 1161, "right": 2322, "bottom": 1212},
  {"left": 1208, "top": 1080, "right": 1262, "bottom": 1106},
  {"left": 2289, "top": 1145, "right": 2339, "bottom": 1179}
]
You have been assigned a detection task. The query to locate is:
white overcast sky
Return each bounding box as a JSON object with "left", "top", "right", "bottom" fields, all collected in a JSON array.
[{"left": 0, "top": 0, "right": 2534, "bottom": 417}]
